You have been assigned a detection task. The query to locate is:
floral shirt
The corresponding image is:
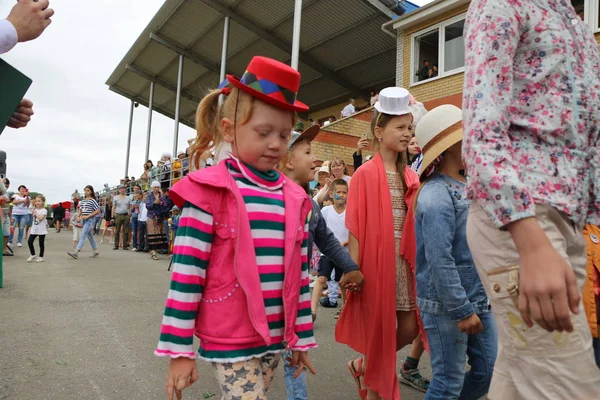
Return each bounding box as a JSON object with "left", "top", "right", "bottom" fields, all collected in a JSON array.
[{"left": 463, "top": 0, "right": 600, "bottom": 228}]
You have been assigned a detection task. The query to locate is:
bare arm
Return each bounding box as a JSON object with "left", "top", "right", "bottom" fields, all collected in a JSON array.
[{"left": 348, "top": 233, "right": 359, "bottom": 265}]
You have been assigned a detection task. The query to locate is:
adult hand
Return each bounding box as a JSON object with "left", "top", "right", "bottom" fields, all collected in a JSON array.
[
  {"left": 6, "top": 0, "right": 54, "bottom": 43},
  {"left": 7, "top": 99, "right": 34, "bottom": 129},
  {"left": 166, "top": 358, "right": 198, "bottom": 400},
  {"left": 356, "top": 138, "right": 369, "bottom": 155},
  {"left": 457, "top": 314, "right": 483, "bottom": 334},
  {"left": 339, "top": 270, "right": 364, "bottom": 292},
  {"left": 287, "top": 351, "right": 317, "bottom": 379},
  {"left": 508, "top": 218, "right": 580, "bottom": 333}
]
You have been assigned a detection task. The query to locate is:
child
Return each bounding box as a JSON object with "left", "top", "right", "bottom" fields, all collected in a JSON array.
[
  {"left": 156, "top": 56, "right": 317, "bottom": 400},
  {"left": 72, "top": 204, "right": 83, "bottom": 250},
  {"left": 168, "top": 205, "right": 180, "bottom": 254},
  {"left": 336, "top": 87, "right": 424, "bottom": 400},
  {"left": 281, "top": 126, "right": 364, "bottom": 400},
  {"left": 136, "top": 194, "right": 148, "bottom": 252},
  {"left": 312, "top": 179, "right": 349, "bottom": 314},
  {"left": 27, "top": 195, "right": 48, "bottom": 262},
  {"left": 414, "top": 105, "right": 496, "bottom": 399}
]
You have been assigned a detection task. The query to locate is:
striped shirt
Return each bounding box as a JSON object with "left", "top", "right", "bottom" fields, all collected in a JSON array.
[
  {"left": 78, "top": 198, "right": 100, "bottom": 216},
  {"left": 156, "top": 156, "right": 315, "bottom": 362}
]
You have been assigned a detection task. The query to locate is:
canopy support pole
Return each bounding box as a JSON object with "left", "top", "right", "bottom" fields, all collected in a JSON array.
[
  {"left": 124, "top": 100, "right": 134, "bottom": 178},
  {"left": 173, "top": 55, "right": 184, "bottom": 157},
  {"left": 145, "top": 82, "right": 155, "bottom": 162},
  {"left": 291, "top": 0, "right": 303, "bottom": 70}
]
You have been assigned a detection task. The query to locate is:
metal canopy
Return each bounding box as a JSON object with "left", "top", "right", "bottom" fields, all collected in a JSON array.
[{"left": 106, "top": 0, "right": 400, "bottom": 127}]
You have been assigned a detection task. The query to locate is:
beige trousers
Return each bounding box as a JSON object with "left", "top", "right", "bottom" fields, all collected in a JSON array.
[{"left": 467, "top": 204, "right": 600, "bottom": 400}]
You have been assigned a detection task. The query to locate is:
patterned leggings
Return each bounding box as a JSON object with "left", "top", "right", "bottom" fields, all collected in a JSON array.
[{"left": 212, "top": 353, "right": 281, "bottom": 400}]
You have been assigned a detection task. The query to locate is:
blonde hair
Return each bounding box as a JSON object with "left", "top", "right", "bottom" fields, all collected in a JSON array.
[
  {"left": 35, "top": 194, "right": 46, "bottom": 204},
  {"left": 329, "top": 157, "right": 348, "bottom": 177},
  {"left": 370, "top": 109, "right": 411, "bottom": 192},
  {"left": 190, "top": 87, "right": 297, "bottom": 170}
]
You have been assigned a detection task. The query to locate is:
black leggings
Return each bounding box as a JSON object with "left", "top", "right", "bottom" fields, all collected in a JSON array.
[{"left": 28, "top": 234, "right": 45, "bottom": 257}]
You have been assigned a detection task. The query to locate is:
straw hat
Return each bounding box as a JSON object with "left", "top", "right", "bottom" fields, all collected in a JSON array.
[{"left": 415, "top": 104, "right": 463, "bottom": 177}]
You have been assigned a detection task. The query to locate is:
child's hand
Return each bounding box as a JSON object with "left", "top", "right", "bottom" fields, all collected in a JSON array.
[
  {"left": 166, "top": 357, "right": 198, "bottom": 400},
  {"left": 287, "top": 351, "right": 317, "bottom": 379}
]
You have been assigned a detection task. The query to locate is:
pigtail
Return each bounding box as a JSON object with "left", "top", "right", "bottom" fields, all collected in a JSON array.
[{"left": 191, "top": 89, "right": 222, "bottom": 171}]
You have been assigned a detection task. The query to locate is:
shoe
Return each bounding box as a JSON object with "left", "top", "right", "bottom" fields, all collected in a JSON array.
[
  {"left": 320, "top": 298, "right": 338, "bottom": 308},
  {"left": 89, "top": 250, "right": 100, "bottom": 258},
  {"left": 100, "top": 240, "right": 104, "bottom": 244},
  {"left": 312, "top": 312, "right": 317, "bottom": 323},
  {"left": 123, "top": 247, "right": 129, "bottom": 251},
  {"left": 131, "top": 248, "right": 137, "bottom": 251},
  {"left": 113, "top": 247, "right": 119, "bottom": 250},
  {"left": 27, "top": 255, "right": 35, "bottom": 262},
  {"left": 67, "top": 251, "right": 79, "bottom": 259},
  {"left": 143, "top": 249, "right": 149, "bottom": 253},
  {"left": 17, "top": 242, "right": 22, "bottom": 247},
  {"left": 334, "top": 309, "right": 342, "bottom": 319},
  {"left": 36, "top": 257, "right": 44, "bottom": 263},
  {"left": 135, "top": 249, "right": 143, "bottom": 252},
  {"left": 109, "top": 240, "right": 115, "bottom": 244},
  {"left": 7, "top": 242, "right": 11, "bottom": 247},
  {"left": 399, "top": 366, "right": 430, "bottom": 393}
]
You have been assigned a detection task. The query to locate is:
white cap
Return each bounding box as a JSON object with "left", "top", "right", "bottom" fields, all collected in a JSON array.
[
  {"left": 151, "top": 181, "right": 160, "bottom": 188},
  {"left": 317, "top": 165, "right": 329, "bottom": 174},
  {"left": 374, "top": 87, "right": 411, "bottom": 116},
  {"left": 177, "top": 151, "right": 185, "bottom": 157}
]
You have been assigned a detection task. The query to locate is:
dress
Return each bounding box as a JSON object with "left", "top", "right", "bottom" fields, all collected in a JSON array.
[{"left": 386, "top": 171, "right": 416, "bottom": 312}]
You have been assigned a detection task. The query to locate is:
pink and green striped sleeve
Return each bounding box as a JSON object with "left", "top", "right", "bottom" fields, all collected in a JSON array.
[
  {"left": 291, "top": 219, "right": 317, "bottom": 351},
  {"left": 155, "top": 202, "right": 213, "bottom": 359}
]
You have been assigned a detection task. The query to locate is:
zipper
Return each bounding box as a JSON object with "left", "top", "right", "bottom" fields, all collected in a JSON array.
[{"left": 228, "top": 179, "right": 270, "bottom": 346}]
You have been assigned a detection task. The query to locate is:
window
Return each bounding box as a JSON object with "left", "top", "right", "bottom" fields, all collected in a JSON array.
[{"left": 411, "top": 14, "right": 465, "bottom": 85}]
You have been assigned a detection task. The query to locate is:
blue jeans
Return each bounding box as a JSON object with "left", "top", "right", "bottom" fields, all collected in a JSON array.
[
  {"left": 94, "top": 217, "right": 101, "bottom": 234},
  {"left": 77, "top": 218, "right": 97, "bottom": 251},
  {"left": 422, "top": 312, "right": 497, "bottom": 400},
  {"left": 163, "top": 219, "right": 169, "bottom": 248},
  {"left": 9, "top": 214, "right": 27, "bottom": 244},
  {"left": 283, "top": 350, "right": 308, "bottom": 400},
  {"left": 131, "top": 216, "right": 138, "bottom": 248},
  {"left": 594, "top": 338, "right": 600, "bottom": 368}
]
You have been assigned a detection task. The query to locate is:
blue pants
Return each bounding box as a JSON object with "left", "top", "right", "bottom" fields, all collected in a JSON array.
[
  {"left": 422, "top": 312, "right": 497, "bottom": 400},
  {"left": 93, "top": 217, "right": 101, "bottom": 234},
  {"left": 283, "top": 350, "right": 308, "bottom": 400},
  {"left": 9, "top": 214, "right": 27, "bottom": 244},
  {"left": 131, "top": 216, "right": 138, "bottom": 248},
  {"left": 76, "top": 218, "right": 97, "bottom": 251}
]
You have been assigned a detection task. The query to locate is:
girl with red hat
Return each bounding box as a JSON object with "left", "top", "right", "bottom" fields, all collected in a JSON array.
[{"left": 155, "top": 56, "right": 316, "bottom": 400}]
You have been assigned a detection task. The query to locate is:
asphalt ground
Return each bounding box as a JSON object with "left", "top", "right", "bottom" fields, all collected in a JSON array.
[{"left": 0, "top": 230, "right": 430, "bottom": 400}]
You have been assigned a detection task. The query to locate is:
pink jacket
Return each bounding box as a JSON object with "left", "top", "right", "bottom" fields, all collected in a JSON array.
[{"left": 169, "top": 161, "right": 313, "bottom": 348}]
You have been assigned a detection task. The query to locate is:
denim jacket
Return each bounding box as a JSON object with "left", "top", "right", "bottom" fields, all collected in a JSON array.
[
  {"left": 415, "top": 173, "right": 489, "bottom": 321},
  {"left": 308, "top": 199, "right": 359, "bottom": 273}
]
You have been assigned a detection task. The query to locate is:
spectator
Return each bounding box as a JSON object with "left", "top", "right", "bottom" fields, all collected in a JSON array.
[
  {"left": 100, "top": 196, "right": 114, "bottom": 245},
  {"left": 172, "top": 152, "right": 184, "bottom": 185},
  {"left": 429, "top": 65, "right": 439, "bottom": 79},
  {"left": 147, "top": 160, "right": 158, "bottom": 185},
  {"left": 140, "top": 163, "right": 150, "bottom": 190},
  {"left": 370, "top": 91, "right": 379, "bottom": 106},
  {"left": 112, "top": 185, "right": 131, "bottom": 250},
  {"left": 53, "top": 201, "right": 65, "bottom": 233},
  {"left": 341, "top": 98, "right": 356, "bottom": 118},
  {"left": 417, "top": 60, "right": 431, "bottom": 82},
  {"left": 158, "top": 158, "right": 171, "bottom": 190},
  {"left": 130, "top": 191, "right": 142, "bottom": 251},
  {"left": 136, "top": 192, "right": 148, "bottom": 253},
  {"left": 0, "top": 178, "right": 11, "bottom": 256},
  {"left": 145, "top": 181, "right": 169, "bottom": 260},
  {"left": 353, "top": 137, "right": 370, "bottom": 171},
  {"left": 67, "top": 185, "right": 100, "bottom": 259},
  {"left": 10, "top": 185, "right": 30, "bottom": 247}
]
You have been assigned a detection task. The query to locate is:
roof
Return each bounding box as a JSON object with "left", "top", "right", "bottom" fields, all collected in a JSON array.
[
  {"left": 106, "top": 0, "right": 404, "bottom": 128},
  {"left": 384, "top": 0, "right": 470, "bottom": 31}
]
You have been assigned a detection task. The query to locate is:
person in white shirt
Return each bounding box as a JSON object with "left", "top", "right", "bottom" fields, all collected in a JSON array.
[
  {"left": 10, "top": 185, "right": 30, "bottom": 247},
  {"left": 341, "top": 98, "right": 356, "bottom": 118},
  {"left": 26, "top": 195, "right": 47, "bottom": 262},
  {"left": 136, "top": 194, "right": 149, "bottom": 252}
]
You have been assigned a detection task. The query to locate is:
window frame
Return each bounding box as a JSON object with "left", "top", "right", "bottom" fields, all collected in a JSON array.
[{"left": 409, "top": 12, "right": 467, "bottom": 87}]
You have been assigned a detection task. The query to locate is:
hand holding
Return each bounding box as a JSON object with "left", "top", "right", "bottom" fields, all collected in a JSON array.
[
  {"left": 7, "top": 0, "right": 54, "bottom": 43},
  {"left": 287, "top": 351, "right": 317, "bottom": 379},
  {"left": 7, "top": 99, "right": 34, "bottom": 129},
  {"left": 339, "top": 270, "right": 364, "bottom": 292},
  {"left": 457, "top": 314, "right": 483, "bottom": 334}
]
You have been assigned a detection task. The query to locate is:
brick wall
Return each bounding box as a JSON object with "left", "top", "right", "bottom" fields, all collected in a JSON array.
[{"left": 312, "top": 107, "right": 374, "bottom": 172}]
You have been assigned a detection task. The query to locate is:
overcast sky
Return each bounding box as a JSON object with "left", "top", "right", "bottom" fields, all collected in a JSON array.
[{"left": 0, "top": 0, "right": 433, "bottom": 204}]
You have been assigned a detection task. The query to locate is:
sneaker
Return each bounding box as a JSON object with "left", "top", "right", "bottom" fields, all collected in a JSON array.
[
  {"left": 17, "top": 242, "right": 22, "bottom": 247},
  {"left": 36, "top": 257, "right": 44, "bottom": 263},
  {"left": 27, "top": 255, "right": 35, "bottom": 262},
  {"left": 67, "top": 251, "right": 79, "bottom": 259},
  {"left": 100, "top": 240, "right": 104, "bottom": 244},
  {"left": 89, "top": 250, "right": 100, "bottom": 258},
  {"left": 109, "top": 240, "right": 115, "bottom": 244},
  {"left": 131, "top": 248, "right": 137, "bottom": 251},
  {"left": 7, "top": 242, "right": 12, "bottom": 247},
  {"left": 320, "top": 298, "right": 338, "bottom": 308},
  {"left": 399, "top": 366, "right": 430, "bottom": 393},
  {"left": 113, "top": 247, "right": 119, "bottom": 250}
]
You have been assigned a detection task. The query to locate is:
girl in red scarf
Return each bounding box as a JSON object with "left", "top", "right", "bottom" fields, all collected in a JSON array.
[{"left": 336, "top": 87, "right": 425, "bottom": 400}]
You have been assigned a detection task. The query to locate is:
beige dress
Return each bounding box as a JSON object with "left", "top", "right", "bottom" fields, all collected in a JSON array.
[{"left": 386, "top": 171, "right": 416, "bottom": 312}]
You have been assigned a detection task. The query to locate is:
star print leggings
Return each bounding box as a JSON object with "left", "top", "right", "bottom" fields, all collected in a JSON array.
[{"left": 212, "top": 353, "right": 281, "bottom": 400}]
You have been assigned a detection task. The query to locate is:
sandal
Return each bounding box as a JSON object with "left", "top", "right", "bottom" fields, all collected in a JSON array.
[
  {"left": 347, "top": 358, "right": 367, "bottom": 400},
  {"left": 2, "top": 252, "right": 13, "bottom": 256},
  {"left": 151, "top": 254, "right": 159, "bottom": 260}
]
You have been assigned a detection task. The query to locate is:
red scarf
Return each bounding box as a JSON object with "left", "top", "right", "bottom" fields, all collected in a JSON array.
[{"left": 336, "top": 153, "right": 426, "bottom": 400}]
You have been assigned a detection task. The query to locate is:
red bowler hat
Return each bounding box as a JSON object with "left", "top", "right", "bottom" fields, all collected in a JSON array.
[{"left": 226, "top": 56, "right": 309, "bottom": 112}]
